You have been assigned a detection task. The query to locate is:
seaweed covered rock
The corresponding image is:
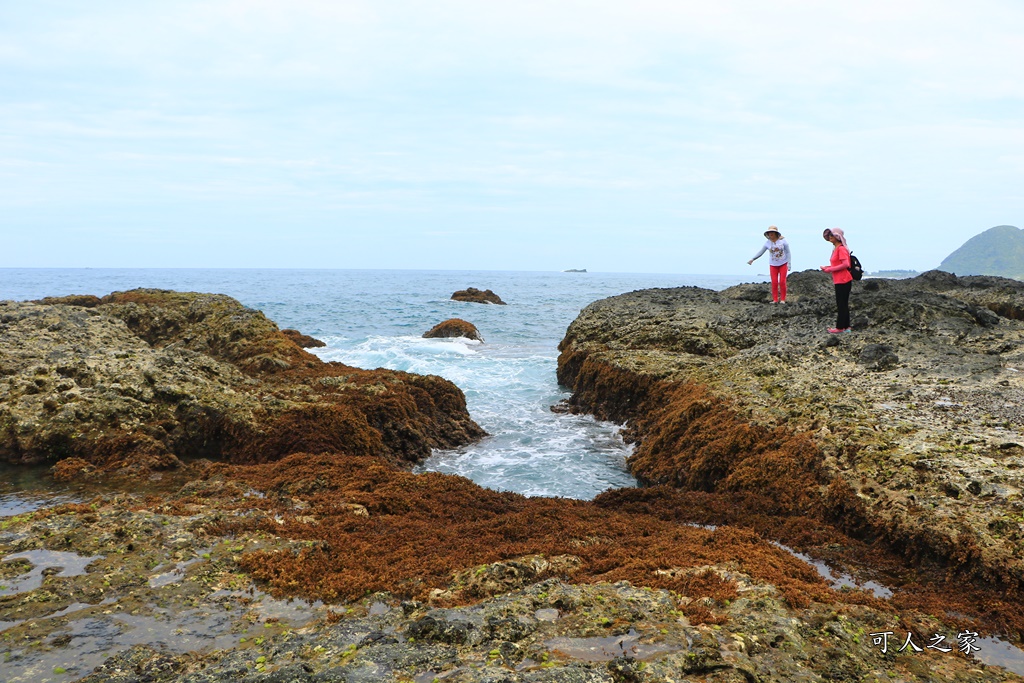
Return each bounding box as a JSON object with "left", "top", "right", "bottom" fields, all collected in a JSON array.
[
  {"left": 451, "top": 288, "right": 506, "bottom": 305},
  {"left": 281, "top": 328, "right": 327, "bottom": 348},
  {"left": 193, "top": 452, "right": 851, "bottom": 610},
  {"left": 557, "top": 270, "right": 1024, "bottom": 600},
  {"left": 6, "top": 482, "right": 1020, "bottom": 683},
  {"left": 423, "top": 319, "right": 483, "bottom": 342},
  {"left": 0, "top": 290, "right": 484, "bottom": 474}
]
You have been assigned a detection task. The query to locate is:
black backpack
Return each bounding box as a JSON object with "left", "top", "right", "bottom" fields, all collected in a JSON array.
[{"left": 849, "top": 252, "right": 864, "bottom": 281}]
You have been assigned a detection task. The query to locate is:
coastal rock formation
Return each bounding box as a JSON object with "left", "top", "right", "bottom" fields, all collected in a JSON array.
[
  {"left": 4, "top": 281, "right": 1024, "bottom": 680},
  {"left": 423, "top": 318, "right": 483, "bottom": 341},
  {"left": 451, "top": 287, "right": 506, "bottom": 305},
  {"left": 0, "top": 290, "right": 484, "bottom": 474},
  {"left": 557, "top": 270, "right": 1024, "bottom": 609}
]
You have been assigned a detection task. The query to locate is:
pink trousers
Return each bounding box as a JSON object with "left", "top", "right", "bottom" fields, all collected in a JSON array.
[{"left": 770, "top": 263, "right": 788, "bottom": 302}]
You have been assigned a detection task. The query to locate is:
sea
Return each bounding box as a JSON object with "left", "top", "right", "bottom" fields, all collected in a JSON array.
[{"left": 0, "top": 268, "right": 746, "bottom": 500}]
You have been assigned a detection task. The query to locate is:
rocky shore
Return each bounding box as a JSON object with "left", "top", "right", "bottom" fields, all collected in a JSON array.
[
  {"left": 2, "top": 283, "right": 1023, "bottom": 682},
  {"left": 557, "top": 271, "right": 1024, "bottom": 644}
]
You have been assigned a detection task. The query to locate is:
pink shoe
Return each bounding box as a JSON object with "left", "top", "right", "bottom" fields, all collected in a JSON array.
[{"left": 828, "top": 327, "right": 851, "bottom": 334}]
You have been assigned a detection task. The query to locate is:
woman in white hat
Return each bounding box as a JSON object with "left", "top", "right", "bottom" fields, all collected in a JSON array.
[{"left": 747, "top": 226, "right": 791, "bottom": 303}]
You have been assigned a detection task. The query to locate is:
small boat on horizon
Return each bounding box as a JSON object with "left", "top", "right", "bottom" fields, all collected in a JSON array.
[{"left": 562, "top": 268, "right": 587, "bottom": 273}]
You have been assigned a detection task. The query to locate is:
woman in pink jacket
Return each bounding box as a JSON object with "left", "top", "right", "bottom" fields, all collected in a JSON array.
[{"left": 819, "top": 228, "right": 853, "bottom": 333}]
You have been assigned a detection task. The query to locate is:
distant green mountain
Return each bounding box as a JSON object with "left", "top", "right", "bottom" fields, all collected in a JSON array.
[{"left": 938, "top": 225, "right": 1024, "bottom": 279}]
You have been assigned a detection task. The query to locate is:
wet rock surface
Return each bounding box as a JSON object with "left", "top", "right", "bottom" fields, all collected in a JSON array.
[
  {"left": 451, "top": 288, "right": 506, "bottom": 305},
  {"left": 2, "top": 494, "right": 1021, "bottom": 682},
  {"left": 0, "top": 290, "right": 484, "bottom": 473},
  {"left": 423, "top": 319, "right": 484, "bottom": 342}
]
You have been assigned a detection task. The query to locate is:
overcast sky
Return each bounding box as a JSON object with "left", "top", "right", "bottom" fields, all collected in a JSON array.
[{"left": 2, "top": 1, "right": 1023, "bottom": 274}]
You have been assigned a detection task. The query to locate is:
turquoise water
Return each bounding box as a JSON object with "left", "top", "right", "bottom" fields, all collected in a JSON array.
[{"left": 0, "top": 268, "right": 745, "bottom": 499}]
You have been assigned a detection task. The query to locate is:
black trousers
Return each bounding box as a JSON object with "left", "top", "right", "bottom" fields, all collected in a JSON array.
[{"left": 834, "top": 281, "right": 852, "bottom": 329}]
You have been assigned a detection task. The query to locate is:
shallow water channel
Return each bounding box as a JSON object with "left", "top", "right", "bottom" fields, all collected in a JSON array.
[{"left": 0, "top": 547, "right": 326, "bottom": 682}]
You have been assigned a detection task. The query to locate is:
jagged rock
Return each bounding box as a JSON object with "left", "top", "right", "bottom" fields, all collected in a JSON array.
[
  {"left": 50, "top": 456, "right": 97, "bottom": 481},
  {"left": 451, "top": 288, "right": 506, "bottom": 305},
  {"left": 32, "top": 294, "right": 101, "bottom": 308},
  {"left": 406, "top": 613, "right": 478, "bottom": 645},
  {"left": 2, "top": 278, "right": 1022, "bottom": 681},
  {"left": 422, "top": 319, "right": 483, "bottom": 342},
  {"left": 9, "top": 506, "right": 1007, "bottom": 683},
  {"left": 0, "top": 290, "right": 485, "bottom": 475}
]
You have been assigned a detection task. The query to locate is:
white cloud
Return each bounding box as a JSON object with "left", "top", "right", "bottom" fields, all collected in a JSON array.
[{"left": 1, "top": 1, "right": 1023, "bottom": 270}]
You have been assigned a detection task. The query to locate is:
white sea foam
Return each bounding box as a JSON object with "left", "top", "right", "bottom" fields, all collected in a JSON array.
[
  {"left": 313, "top": 335, "right": 479, "bottom": 376},
  {"left": 312, "top": 333, "right": 636, "bottom": 499}
]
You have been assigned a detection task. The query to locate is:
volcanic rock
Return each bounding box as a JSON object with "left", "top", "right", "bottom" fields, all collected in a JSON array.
[
  {"left": 422, "top": 318, "right": 483, "bottom": 342},
  {"left": 0, "top": 289, "right": 485, "bottom": 475},
  {"left": 451, "top": 288, "right": 506, "bottom": 305},
  {"left": 557, "top": 270, "right": 1024, "bottom": 597}
]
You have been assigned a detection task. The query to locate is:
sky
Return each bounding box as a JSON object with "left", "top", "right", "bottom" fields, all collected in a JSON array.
[{"left": 2, "top": 1, "right": 1023, "bottom": 274}]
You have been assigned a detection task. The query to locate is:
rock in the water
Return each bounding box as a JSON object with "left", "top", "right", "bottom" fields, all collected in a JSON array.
[
  {"left": 451, "top": 288, "right": 506, "bottom": 305},
  {"left": 281, "top": 328, "right": 327, "bottom": 348},
  {"left": 422, "top": 319, "right": 483, "bottom": 341}
]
